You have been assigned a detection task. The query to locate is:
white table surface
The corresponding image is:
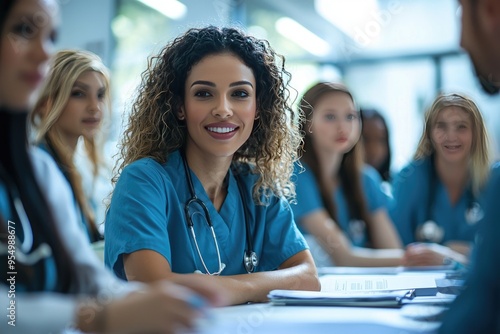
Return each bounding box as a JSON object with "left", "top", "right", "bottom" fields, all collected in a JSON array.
[{"left": 193, "top": 302, "right": 442, "bottom": 334}]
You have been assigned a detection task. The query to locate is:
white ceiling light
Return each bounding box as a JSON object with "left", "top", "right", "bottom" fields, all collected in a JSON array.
[
  {"left": 138, "top": 0, "right": 187, "bottom": 20},
  {"left": 275, "top": 17, "right": 331, "bottom": 57},
  {"left": 315, "top": 0, "right": 381, "bottom": 46}
]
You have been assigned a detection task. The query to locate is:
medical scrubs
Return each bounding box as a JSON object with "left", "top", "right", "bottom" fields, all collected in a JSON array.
[
  {"left": 291, "top": 163, "right": 389, "bottom": 267},
  {"left": 293, "top": 162, "right": 388, "bottom": 247},
  {"left": 439, "top": 163, "right": 500, "bottom": 333},
  {"left": 105, "top": 150, "right": 308, "bottom": 278},
  {"left": 390, "top": 158, "right": 498, "bottom": 246}
]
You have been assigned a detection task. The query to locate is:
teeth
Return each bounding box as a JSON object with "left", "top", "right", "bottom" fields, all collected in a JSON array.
[{"left": 207, "top": 127, "right": 235, "bottom": 134}]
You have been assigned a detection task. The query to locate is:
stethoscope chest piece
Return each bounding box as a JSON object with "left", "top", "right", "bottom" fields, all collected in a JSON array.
[
  {"left": 244, "top": 250, "right": 258, "bottom": 273},
  {"left": 465, "top": 202, "right": 483, "bottom": 225},
  {"left": 416, "top": 220, "right": 444, "bottom": 243}
]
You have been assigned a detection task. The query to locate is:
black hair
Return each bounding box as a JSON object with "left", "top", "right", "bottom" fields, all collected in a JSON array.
[{"left": 360, "top": 108, "right": 392, "bottom": 182}]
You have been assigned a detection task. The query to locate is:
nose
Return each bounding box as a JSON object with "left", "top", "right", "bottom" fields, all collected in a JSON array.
[
  {"left": 31, "top": 35, "right": 52, "bottom": 67},
  {"left": 88, "top": 96, "right": 102, "bottom": 114},
  {"left": 336, "top": 118, "right": 352, "bottom": 134},
  {"left": 444, "top": 128, "right": 457, "bottom": 140},
  {"left": 212, "top": 95, "right": 233, "bottom": 119}
]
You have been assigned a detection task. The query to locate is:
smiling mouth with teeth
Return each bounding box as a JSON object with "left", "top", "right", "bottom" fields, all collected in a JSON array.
[{"left": 206, "top": 127, "right": 237, "bottom": 133}]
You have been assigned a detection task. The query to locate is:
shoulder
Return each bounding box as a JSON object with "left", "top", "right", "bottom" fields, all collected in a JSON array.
[
  {"left": 293, "top": 161, "right": 317, "bottom": 184},
  {"left": 120, "top": 154, "right": 180, "bottom": 185},
  {"left": 29, "top": 147, "right": 70, "bottom": 190},
  {"left": 361, "top": 164, "right": 383, "bottom": 184},
  {"left": 394, "top": 158, "right": 430, "bottom": 183},
  {"left": 488, "top": 161, "right": 500, "bottom": 179}
]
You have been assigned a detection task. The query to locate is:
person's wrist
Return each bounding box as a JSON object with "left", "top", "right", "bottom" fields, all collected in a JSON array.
[{"left": 76, "top": 301, "right": 107, "bottom": 333}]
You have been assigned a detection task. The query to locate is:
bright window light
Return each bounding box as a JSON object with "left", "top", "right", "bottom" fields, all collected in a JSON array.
[
  {"left": 275, "top": 17, "right": 330, "bottom": 57},
  {"left": 315, "top": 0, "right": 380, "bottom": 44},
  {"left": 138, "top": 0, "right": 187, "bottom": 20}
]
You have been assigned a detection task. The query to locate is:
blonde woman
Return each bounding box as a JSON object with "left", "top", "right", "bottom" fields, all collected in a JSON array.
[
  {"left": 31, "top": 49, "right": 108, "bottom": 243},
  {"left": 391, "top": 93, "right": 497, "bottom": 266}
]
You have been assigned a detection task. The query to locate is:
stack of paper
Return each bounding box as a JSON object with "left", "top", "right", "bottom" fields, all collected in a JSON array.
[
  {"left": 319, "top": 273, "right": 445, "bottom": 296},
  {"left": 268, "top": 289, "right": 415, "bottom": 307},
  {"left": 268, "top": 273, "right": 454, "bottom": 308}
]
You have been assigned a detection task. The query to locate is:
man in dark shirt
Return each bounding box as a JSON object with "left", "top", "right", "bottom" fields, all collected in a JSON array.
[{"left": 440, "top": 0, "right": 500, "bottom": 332}]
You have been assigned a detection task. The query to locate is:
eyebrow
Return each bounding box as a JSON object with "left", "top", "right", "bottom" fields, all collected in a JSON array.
[
  {"left": 72, "top": 81, "right": 105, "bottom": 91},
  {"left": 190, "top": 80, "right": 254, "bottom": 88},
  {"left": 435, "top": 120, "right": 469, "bottom": 125}
]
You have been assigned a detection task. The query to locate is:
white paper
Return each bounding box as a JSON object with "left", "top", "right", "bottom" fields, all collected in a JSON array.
[{"left": 320, "top": 273, "right": 446, "bottom": 292}]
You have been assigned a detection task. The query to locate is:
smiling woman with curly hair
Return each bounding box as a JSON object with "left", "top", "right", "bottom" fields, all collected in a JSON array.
[{"left": 105, "top": 25, "right": 319, "bottom": 305}]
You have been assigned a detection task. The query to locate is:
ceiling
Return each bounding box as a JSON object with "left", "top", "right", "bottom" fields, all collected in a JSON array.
[{"left": 244, "top": 0, "right": 462, "bottom": 64}]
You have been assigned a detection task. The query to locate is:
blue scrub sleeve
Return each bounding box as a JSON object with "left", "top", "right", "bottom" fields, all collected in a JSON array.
[
  {"left": 292, "top": 166, "right": 324, "bottom": 222},
  {"left": 362, "top": 165, "right": 387, "bottom": 212},
  {"left": 104, "top": 159, "right": 172, "bottom": 280},
  {"left": 260, "top": 196, "right": 309, "bottom": 270},
  {"left": 391, "top": 163, "right": 422, "bottom": 245}
]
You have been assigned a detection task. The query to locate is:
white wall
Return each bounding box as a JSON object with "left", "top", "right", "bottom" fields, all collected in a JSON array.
[{"left": 55, "top": 0, "right": 115, "bottom": 66}]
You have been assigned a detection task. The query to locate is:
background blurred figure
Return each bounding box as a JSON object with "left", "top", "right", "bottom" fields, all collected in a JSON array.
[
  {"left": 361, "top": 108, "right": 392, "bottom": 183},
  {"left": 440, "top": 0, "right": 500, "bottom": 332},
  {"left": 31, "top": 49, "right": 109, "bottom": 243},
  {"left": 293, "top": 82, "right": 406, "bottom": 268},
  {"left": 0, "top": 1, "right": 224, "bottom": 333},
  {"left": 391, "top": 93, "right": 494, "bottom": 266}
]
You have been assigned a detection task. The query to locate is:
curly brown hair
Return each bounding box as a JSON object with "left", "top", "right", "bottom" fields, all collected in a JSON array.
[{"left": 113, "top": 26, "right": 303, "bottom": 203}]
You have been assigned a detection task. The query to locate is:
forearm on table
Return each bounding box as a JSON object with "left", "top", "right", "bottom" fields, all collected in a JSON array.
[{"left": 169, "top": 257, "right": 319, "bottom": 305}]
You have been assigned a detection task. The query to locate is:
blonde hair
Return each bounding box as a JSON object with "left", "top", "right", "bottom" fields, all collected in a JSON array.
[
  {"left": 414, "top": 93, "right": 491, "bottom": 195},
  {"left": 30, "top": 49, "right": 111, "bottom": 239},
  {"left": 113, "top": 26, "right": 302, "bottom": 204}
]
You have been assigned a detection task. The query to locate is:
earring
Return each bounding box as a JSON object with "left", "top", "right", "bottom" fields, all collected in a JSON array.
[
  {"left": 308, "top": 126, "right": 313, "bottom": 134},
  {"left": 178, "top": 114, "right": 185, "bottom": 120}
]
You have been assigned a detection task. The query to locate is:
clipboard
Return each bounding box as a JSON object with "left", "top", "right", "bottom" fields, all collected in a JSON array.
[{"left": 268, "top": 289, "right": 416, "bottom": 308}]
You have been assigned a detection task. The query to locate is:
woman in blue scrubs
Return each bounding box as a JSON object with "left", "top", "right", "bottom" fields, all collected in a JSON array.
[
  {"left": 105, "top": 26, "right": 320, "bottom": 305},
  {"left": 292, "top": 82, "right": 406, "bottom": 267},
  {"left": 0, "top": 1, "right": 224, "bottom": 333},
  {"left": 391, "top": 93, "right": 494, "bottom": 266}
]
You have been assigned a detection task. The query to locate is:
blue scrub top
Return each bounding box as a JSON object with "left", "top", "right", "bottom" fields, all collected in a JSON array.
[
  {"left": 292, "top": 162, "right": 388, "bottom": 247},
  {"left": 390, "top": 158, "right": 499, "bottom": 246},
  {"left": 439, "top": 163, "right": 500, "bottom": 333},
  {"left": 104, "top": 150, "right": 308, "bottom": 279}
]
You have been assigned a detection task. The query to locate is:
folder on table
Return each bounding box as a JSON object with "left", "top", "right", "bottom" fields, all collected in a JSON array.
[{"left": 268, "top": 289, "right": 415, "bottom": 308}]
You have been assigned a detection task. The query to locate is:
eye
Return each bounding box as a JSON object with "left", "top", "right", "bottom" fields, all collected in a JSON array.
[
  {"left": 49, "top": 29, "right": 58, "bottom": 43},
  {"left": 324, "top": 114, "right": 335, "bottom": 121},
  {"left": 347, "top": 113, "right": 359, "bottom": 121},
  {"left": 12, "top": 22, "right": 36, "bottom": 38},
  {"left": 98, "top": 90, "right": 106, "bottom": 100},
  {"left": 71, "top": 90, "right": 84, "bottom": 98},
  {"left": 232, "top": 90, "right": 249, "bottom": 98},
  {"left": 194, "top": 90, "right": 212, "bottom": 98}
]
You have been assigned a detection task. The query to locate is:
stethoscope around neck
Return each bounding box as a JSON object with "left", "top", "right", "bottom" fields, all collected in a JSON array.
[
  {"left": 0, "top": 165, "right": 53, "bottom": 266},
  {"left": 181, "top": 152, "right": 258, "bottom": 275},
  {"left": 416, "top": 155, "right": 484, "bottom": 243}
]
